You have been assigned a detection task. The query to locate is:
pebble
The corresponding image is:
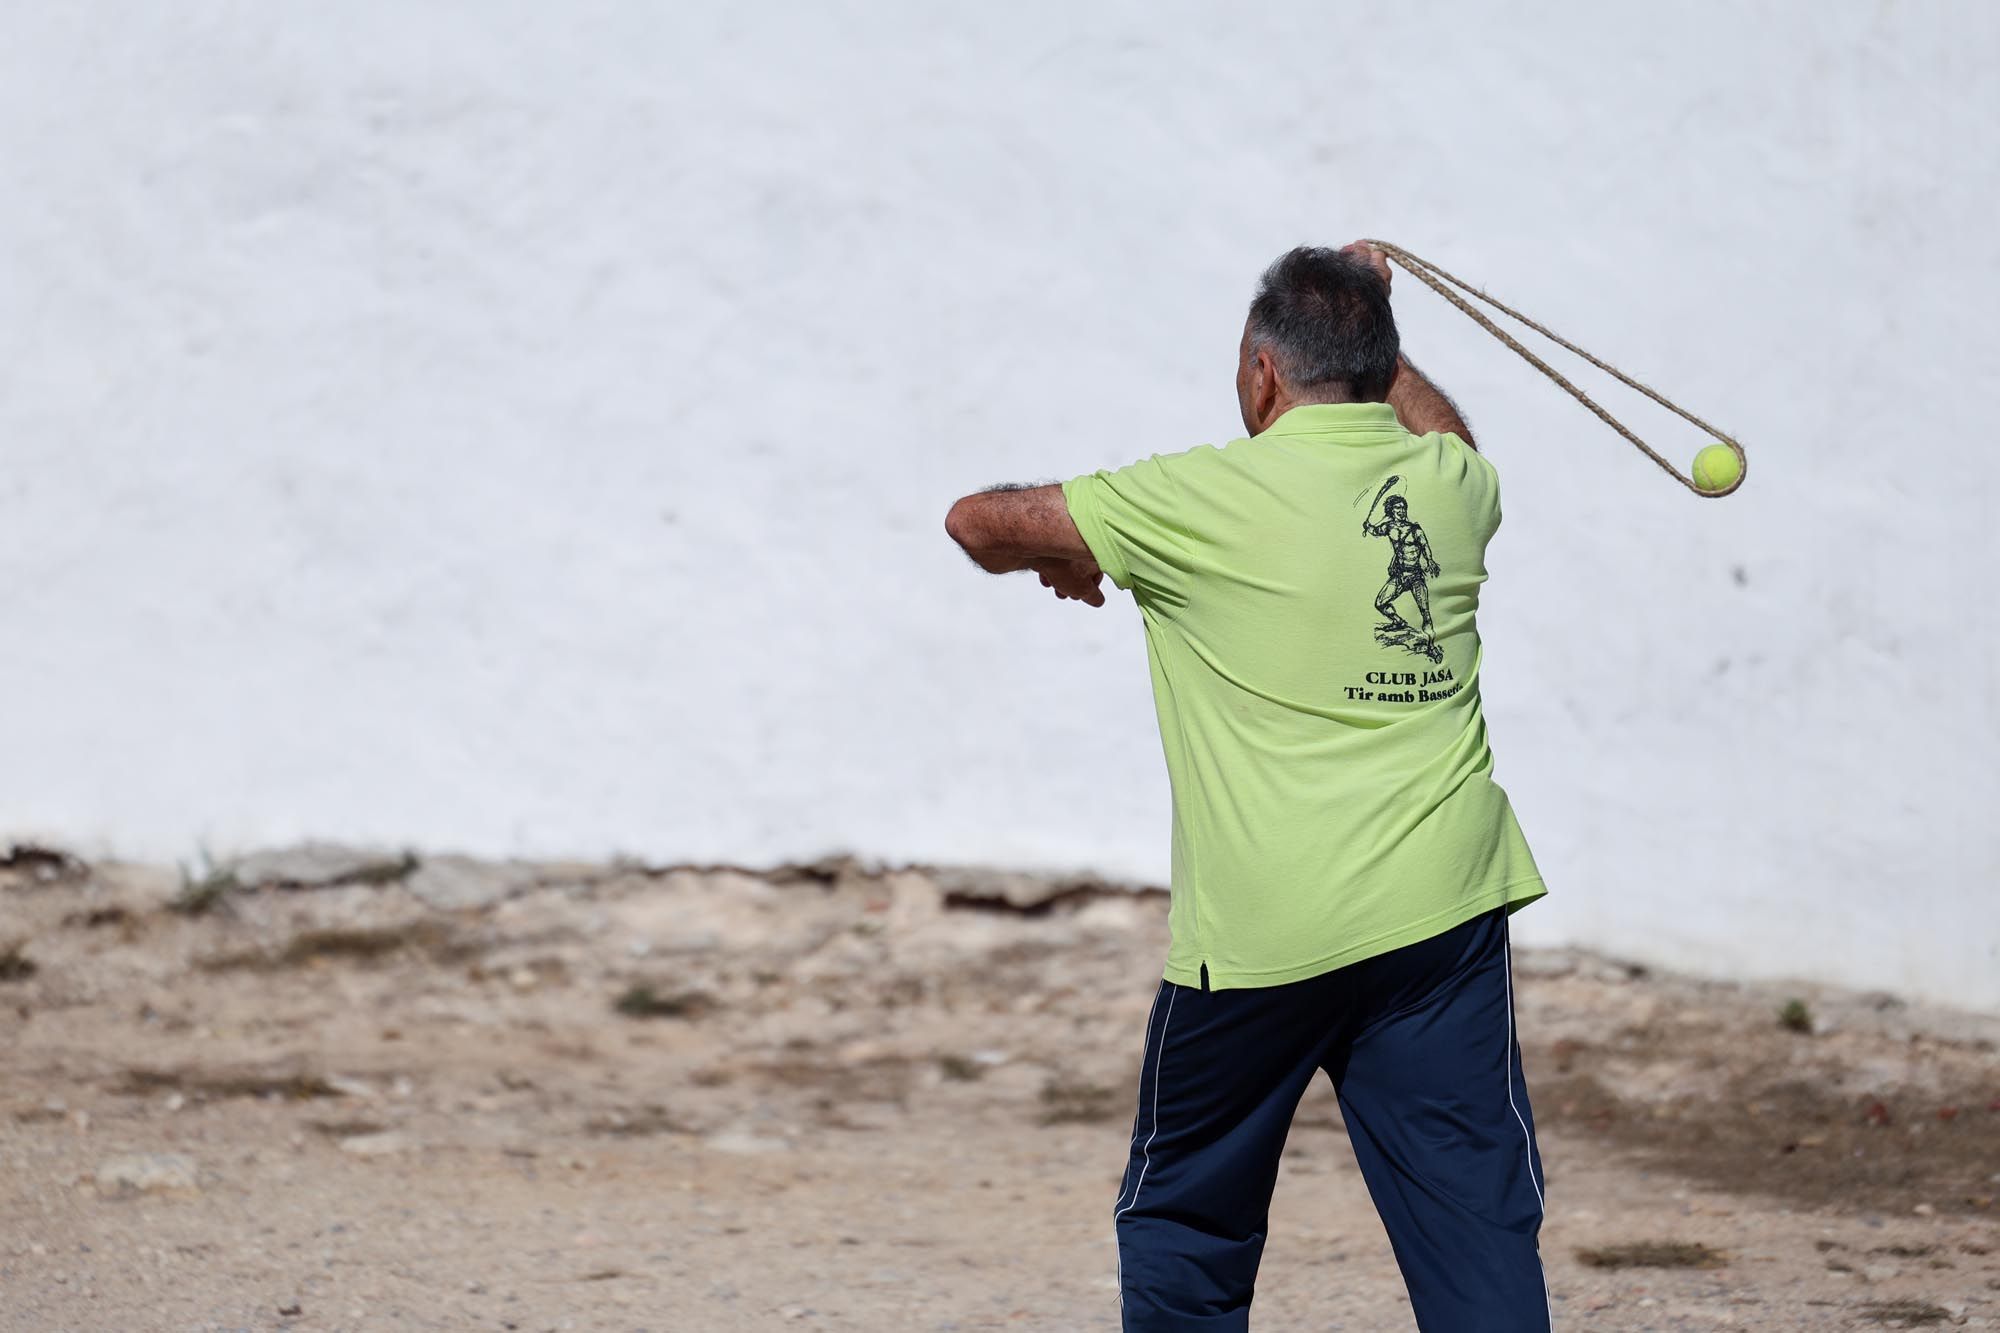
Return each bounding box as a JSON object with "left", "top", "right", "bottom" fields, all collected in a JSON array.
[
  {"left": 705, "top": 1130, "right": 793, "bottom": 1155},
  {"left": 337, "top": 1131, "right": 416, "bottom": 1158},
  {"left": 94, "top": 1152, "right": 200, "bottom": 1197}
]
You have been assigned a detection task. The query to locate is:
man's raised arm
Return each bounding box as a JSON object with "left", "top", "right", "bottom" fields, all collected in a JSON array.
[
  {"left": 1387, "top": 355, "right": 1477, "bottom": 449},
  {"left": 1338, "top": 243, "right": 1478, "bottom": 450},
  {"left": 945, "top": 483, "right": 1106, "bottom": 606}
]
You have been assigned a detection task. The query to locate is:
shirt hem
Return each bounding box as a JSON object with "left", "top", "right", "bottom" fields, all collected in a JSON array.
[{"left": 1160, "top": 877, "right": 1548, "bottom": 991}]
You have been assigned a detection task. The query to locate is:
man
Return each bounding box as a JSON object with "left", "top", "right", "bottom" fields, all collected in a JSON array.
[{"left": 944, "top": 243, "right": 1550, "bottom": 1331}]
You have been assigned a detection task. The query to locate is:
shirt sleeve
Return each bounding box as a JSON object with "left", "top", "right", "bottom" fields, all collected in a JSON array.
[{"left": 1061, "top": 448, "right": 1208, "bottom": 604}]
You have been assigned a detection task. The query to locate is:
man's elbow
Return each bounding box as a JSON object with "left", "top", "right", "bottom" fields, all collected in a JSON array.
[
  {"left": 945, "top": 496, "right": 1006, "bottom": 571},
  {"left": 948, "top": 496, "right": 1000, "bottom": 564},
  {"left": 944, "top": 496, "right": 982, "bottom": 554}
]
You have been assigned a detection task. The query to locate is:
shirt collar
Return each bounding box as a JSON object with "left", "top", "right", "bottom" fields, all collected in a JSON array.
[{"left": 1257, "top": 402, "right": 1404, "bottom": 439}]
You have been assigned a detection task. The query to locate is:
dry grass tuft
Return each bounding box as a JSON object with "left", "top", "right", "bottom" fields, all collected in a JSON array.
[
  {"left": 198, "top": 921, "right": 464, "bottom": 972},
  {"left": 112, "top": 1065, "right": 346, "bottom": 1102},
  {"left": 1575, "top": 1241, "right": 1728, "bottom": 1270},
  {"left": 584, "top": 1105, "right": 693, "bottom": 1137},
  {"left": 612, "top": 985, "right": 714, "bottom": 1019},
  {"left": 0, "top": 940, "right": 37, "bottom": 982},
  {"left": 1857, "top": 1300, "right": 1955, "bottom": 1326},
  {"left": 1038, "top": 1077, "right": 1118, "bottom": 1125}
]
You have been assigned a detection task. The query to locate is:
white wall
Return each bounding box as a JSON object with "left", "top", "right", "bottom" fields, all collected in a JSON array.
[{"left": 4, "top": 3, "right": 1995, "bottom": 1007}]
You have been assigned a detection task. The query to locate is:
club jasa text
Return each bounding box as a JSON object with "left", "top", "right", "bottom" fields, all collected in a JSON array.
[{"left": 1343, "top": 666, "right": 1461, "bottom": 704}]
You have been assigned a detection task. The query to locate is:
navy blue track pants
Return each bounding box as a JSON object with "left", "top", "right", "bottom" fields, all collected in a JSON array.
[{"left": 1112, "top": 909, "right": 1550, "bottom": 1331}]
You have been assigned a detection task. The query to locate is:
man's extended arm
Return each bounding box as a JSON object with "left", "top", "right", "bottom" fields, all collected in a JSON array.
[
  {"left": 944, "top": 483, "right": 1105, "bottom": 606},
  {"left": 1387, "top": 355, "right": 1476, "bottom": 449}
]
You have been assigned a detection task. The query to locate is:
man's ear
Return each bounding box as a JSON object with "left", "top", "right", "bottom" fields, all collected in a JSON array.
[{"left": 1251, "top": 348, "right": 1282, "bottom": 428}]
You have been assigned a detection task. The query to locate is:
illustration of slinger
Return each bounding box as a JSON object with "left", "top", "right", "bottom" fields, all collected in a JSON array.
[{"left": 1361, "top": 476, "right": 1444, "bottom": 661}]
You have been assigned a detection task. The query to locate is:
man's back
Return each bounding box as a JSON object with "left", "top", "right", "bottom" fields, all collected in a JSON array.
[{"left": 1063, "top": 401, "right": 1544, "bottom": 990}]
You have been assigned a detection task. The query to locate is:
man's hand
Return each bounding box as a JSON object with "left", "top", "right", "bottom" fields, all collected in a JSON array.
[
  {"left": 1341, "top": 240, "right": 1392, "bottom": 291},
  {"left": 1029, "top": 557, "right": 1105, "bottom": 607}
]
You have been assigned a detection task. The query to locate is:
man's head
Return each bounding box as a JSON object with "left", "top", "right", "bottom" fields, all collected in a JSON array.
[
  {"left": 1237, "top": 246, "right": 1400, "bottom": 435},
  {"left": 1384, "top": 495, "right": 1409, "bottom": 519}
]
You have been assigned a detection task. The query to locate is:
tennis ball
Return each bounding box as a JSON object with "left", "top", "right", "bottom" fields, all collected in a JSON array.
[{"left": 1691, "top": 443, "right": 1742, "bottom": 494}]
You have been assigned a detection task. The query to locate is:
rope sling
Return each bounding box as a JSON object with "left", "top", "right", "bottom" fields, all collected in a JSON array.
[{"left": 1364, "top": 241, "right": 1747, "bottom": 498}]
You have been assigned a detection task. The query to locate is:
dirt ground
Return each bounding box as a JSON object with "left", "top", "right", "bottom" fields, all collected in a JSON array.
[{"left": 2, "top": 847, "right": 1997, "bottom": 1332}]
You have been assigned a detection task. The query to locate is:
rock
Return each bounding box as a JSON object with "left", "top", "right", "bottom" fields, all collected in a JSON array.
[
  {"left": 704, "top": 1130, "right": 793, "bottom": 1155},
  {"left": 95, "top": 1153, "right": 199, "bottom": 1197},
  {"left": 885, "top": 871, "right": 943, "bottom": 924},
  {"left": 931, "top": 868, "right": 1073, "bottom": 911},
  {"left": 235, "top": 844, "right": 414, "bottom": 890},
  {"left": 406, "top": 856, "right": 542, "bottom": 911},
  {"left": 337, "top": 1131, "right": 416, "bottom": 1158},
  {"left": 835, "top": 1039, "right": 892, "bottom": 1064},
  {"left": 1070, "top": 894, "right": 1150, "bottom": 932},
  {"left": 1510, "top": 949, "right": 1579, "bottom": 980}
]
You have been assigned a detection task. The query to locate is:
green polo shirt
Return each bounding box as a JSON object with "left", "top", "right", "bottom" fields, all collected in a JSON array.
[{"left": 1062, "top": 402, "right": 1545, "bottom": 990}]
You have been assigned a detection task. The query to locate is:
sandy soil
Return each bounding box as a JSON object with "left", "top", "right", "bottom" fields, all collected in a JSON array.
[{"left": 2, "top": 848, "right": 1997, "bottom": 1332}]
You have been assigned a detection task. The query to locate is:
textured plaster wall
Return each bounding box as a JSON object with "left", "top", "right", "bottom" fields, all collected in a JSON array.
[{"left": 3, "top": 3, "right": 1994, "bottom": 1006}]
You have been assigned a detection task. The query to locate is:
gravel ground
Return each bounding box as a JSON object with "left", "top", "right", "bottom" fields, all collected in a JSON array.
[{"left": 1, "top": 849, "right": 1996, "bottom": 1331}]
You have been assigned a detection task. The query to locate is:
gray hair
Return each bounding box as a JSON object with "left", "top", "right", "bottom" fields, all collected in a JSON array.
[{"left": 1246, "top": 247, "right": 1400, "bottom": 401}]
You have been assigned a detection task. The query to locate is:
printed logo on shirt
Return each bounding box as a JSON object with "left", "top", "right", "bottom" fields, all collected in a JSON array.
[{"left": 1358, "top": 475, "right": 1445, "bottom": 665}]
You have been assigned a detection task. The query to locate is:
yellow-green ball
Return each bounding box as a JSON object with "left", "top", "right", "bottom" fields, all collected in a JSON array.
[{"left": 1692, "top": 443, "right": 1742, "bottom": 494}]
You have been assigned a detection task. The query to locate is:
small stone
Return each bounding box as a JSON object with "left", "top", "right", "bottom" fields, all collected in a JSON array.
[
  {"left": 235, "top": 843, "right": 409, "bottom": 889},
  {"left": 338, "top": 1131, "right": 415, "bottom": 1158},
  {"left": 406, "top": 855, "right": 541, "bottom": 910},
  {"left": 704, "top": 1130, "right": 792, "bottom": 1155},
  {"left": 95, "top": 1152, "right": 200, "bottom": 1197},
  {"left": 1912, "top": 1202, "right": 1936, "bottom": 1216},
  {"left": 885, "top": 871, "right": 944, "bottom": 924}
]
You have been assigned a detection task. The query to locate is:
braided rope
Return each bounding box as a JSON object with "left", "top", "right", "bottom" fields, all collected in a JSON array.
[{"left": 1363, "top": 240, "right": 1746, "bottom": 498}]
